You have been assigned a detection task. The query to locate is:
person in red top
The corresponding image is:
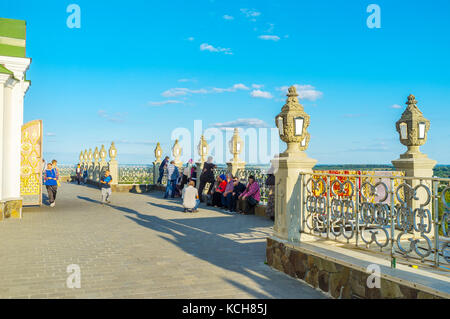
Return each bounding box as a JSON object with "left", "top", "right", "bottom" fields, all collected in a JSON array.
[{"left": 212, "top": 174, "right": 227, "bottom": 207}]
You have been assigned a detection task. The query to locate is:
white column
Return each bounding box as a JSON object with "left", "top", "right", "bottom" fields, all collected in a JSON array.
[
  {"left": 2, "top": 78, "right": 22, "bottom": 199},
  {"left": 0, "top": 75, "right": 9, "bottom": 200}
]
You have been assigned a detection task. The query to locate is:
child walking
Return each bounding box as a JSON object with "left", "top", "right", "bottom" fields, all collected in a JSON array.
[{"left": 100, "top": 170, "right": 112, "bottom": 204}]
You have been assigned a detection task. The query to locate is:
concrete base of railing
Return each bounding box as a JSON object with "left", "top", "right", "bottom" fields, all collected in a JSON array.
[{"left": 266, "top": 236, "right": 449, "bottom": 299}]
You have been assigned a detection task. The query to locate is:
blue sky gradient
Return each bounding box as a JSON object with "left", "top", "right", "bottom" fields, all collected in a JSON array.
[{"left": 2, "top": 0, "right": 449, "bottom": 164}]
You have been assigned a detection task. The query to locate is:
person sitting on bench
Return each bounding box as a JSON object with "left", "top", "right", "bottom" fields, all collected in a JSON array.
[{"left": 238, "top": 175, "right": 260, "bottom": 215}]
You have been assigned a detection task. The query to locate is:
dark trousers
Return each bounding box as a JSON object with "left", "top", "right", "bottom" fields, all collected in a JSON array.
[
  {"left": 198, "top": 179, "right": 211, "bottom": 202},
  {"left": 244, "top": 197, "right": 258, "bottom": 214},
  {"left": 227, "top": 193, "right": 241, "bottom": 212},
  {"left": 212, "top": 191, "right": 223, "bottom": 207},
  {"left": 46, "top": 185, "right": 58, "bottom": 203},
  {"left": 76, "top": 175, "right": 81, "bottom": 184},
  {"left": 157, "top": 169, "right": 164, "bottom": 184}
]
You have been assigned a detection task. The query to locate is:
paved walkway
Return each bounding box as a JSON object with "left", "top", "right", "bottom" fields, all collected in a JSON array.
[{"left": 0, "top": 182, "right": 327, "bottom": 299}]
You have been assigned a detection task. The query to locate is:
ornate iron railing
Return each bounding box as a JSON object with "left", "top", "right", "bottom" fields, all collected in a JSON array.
[
  {"left": 58, "top": 165, "right": 76, "bottom": 177},
  {"left": 118, "top": 165, "right": 154, "bottom": 184},
  {"left": 298, "top": 171, "right": 450, "bottom": 268}
]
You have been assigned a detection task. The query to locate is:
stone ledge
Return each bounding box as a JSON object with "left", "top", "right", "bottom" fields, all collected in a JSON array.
[{"left": 266, "top": 236, "right": 449, "bottom": 299}]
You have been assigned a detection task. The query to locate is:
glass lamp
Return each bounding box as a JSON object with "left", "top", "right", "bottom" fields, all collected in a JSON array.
[
  {"left": 294, "top": 117, "right": 304, "bottom": 136},
  {"left": 399, "top": 122, "right": 408, "bottom": 140},
  {"left": 277, "top": 116, "right": 284, "bottom": 136},
  {"left": 418, "top": 122, "right": 426, "bottom": 139}
]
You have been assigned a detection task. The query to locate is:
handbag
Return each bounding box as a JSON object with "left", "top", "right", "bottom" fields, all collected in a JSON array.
[{"left": 248, "top": 196, "right": 258, "bottom": 207}]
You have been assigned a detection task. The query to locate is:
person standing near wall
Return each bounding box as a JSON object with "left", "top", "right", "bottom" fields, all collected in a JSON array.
[
  {"left": 157, "top": 156, "right": 170, "bottom": 184},
  {"left": 43, "top": 163, "right": 58, "bottom": 207},
  {"left": 199, "top": 156, "right": 216, "bottom": 202},
  {"left": 265, "top": 165, "right": 276, "bottom": 221},
  {"left": 164, "top": 160, "right": 179, "bottom": 199},
  {"left": 100, "top": 170, "right": 112, "bottom": 204},
  {"left": 76, "top": 164, "right": 82, "bottom": 185}
]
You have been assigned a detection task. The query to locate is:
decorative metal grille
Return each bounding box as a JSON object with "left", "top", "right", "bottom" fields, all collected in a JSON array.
[
  {"left": 300, "top": 171, "right": 450, "bottom": 267},
  {"left": 118, "top": 166, "right": 154, "bottom": 184}
]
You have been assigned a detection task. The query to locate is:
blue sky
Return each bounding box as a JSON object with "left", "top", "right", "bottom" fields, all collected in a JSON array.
[{"left": 2, "top": 0, "right": 449, "bottom": 164}]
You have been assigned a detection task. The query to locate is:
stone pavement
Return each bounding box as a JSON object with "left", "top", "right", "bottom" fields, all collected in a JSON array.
[{"left": 0, "top": 182, "right": 328, "bottom": 299}]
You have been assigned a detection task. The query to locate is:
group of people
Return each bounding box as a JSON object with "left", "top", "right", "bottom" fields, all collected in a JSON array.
[
  {"left": 158, "top": 155, "right": 273, "bottom": 218},
  {"left": 75, "top": 164, "right": 89, "bottom": 185}
]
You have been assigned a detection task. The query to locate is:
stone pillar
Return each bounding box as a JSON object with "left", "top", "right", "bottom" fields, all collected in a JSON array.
[
  {"left": 108, "top": 142, "right": 118, "bottom": 185},
  {"left": 273, "top": 86, "right": 317, "bottom": 242},
  {"left": 172, "top": 139, "right": 183, "bottom": 169},
  {"left": 2, "top": 78, "right": 21, "bottom": 200},
  {"left": 87, "top": 148, "right": 93, "bottom": 180},
  {"left": 196, "top": 135, "right": 209, "bottom": 188},
  {"left": 99, "top": 144, "right": 108, "bottom": 177},
  {"left": 93, "top": 147, "right": 100, "bottom": 182},
  {"left": 226, "top": 128, "right": 246, "bottom": 177},
  {"left": 153, "top": 142, "right": 162, "bottom": 184},
  {"left": 392, "top": 95, "right": 437, "bottom": 238},
  {"left": 0, "top": 74, "right": 9, "bottom": 200}
]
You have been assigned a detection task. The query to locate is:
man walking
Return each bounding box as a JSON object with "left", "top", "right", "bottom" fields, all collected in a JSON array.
[
  {"left": 43, "top": 162, "right": 58, "bottom": 207},
  {"left": 100, "top": 170, "right": 113, "bottom": 204},
  {"left": 75, "top": 164, "right": 82, "bottom": 185}
]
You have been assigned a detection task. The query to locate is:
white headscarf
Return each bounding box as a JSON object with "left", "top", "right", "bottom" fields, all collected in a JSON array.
[{"left": 207, "top": 156, "right": 213, "bottom": 164}]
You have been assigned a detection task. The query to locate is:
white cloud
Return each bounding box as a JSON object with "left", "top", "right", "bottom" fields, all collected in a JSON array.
[
  {"left": 162, "top": 84, "right": 249, "bottom": 97},
  {"left": 97, "top": 110, "right": 127, "bottom": 123},
  {"left": 252, "top": 84, "right": 264, "bottom": 89},
  {"left": 258, "top": 35, "right": 280, "bottom": 41},
  {"left": 213, "top": 83, "right": 250, "bottom": 93},
  {"left": 250, "top": 89, "right": 273, "bottom": 99},
  {"left": 200, "top": 43, "right": 232, "bottom": 55},
  {"left": 223, "top": 15, "right": 234, "bottom": 20},
  {"left": 178, "top": 78, "right": 197, "bottom": 83},
  {"left": 187, "top": 37, "right": 195, "bottom": 41},
  {"left": 162, "top": 88, "right": 208, "bottom": 97},
  {"left": 148, "top": 100, "right": 184, "bottom": 106},
  {"left": 277, "top": 84, "right": 323, "bottom": 101},
  {"left": 391, "top": 104, "right": 402, "bottom": 109},
  {"left": 46, "top": 132, "right": 56, "bottom": 137},
  {"left": 240, "top": 8, "right": 261, "bottom": 18},
  {"left": 211, "top": 118, "right": 269, "bottom": 130}
]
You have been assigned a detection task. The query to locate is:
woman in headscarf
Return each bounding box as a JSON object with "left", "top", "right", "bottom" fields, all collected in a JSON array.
[
  {"left": 198, "top": 156, "right": 216, "bottom": 202},
  {"left": 181, "top": 159, "right": 193, "bottom": 190},
  {"left": 211, "top": 174, "right": 227, "bottom": 207}
]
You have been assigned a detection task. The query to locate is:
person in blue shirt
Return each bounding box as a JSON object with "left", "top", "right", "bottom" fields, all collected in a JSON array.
[
  {"left": 43, "top": 162, "right": 58, "bottom": 207},
  {"left": 164, "top": 161, "right": 179, "bottom": 199},
  {"left": 100, "top": 170, "right": 113, "bottom": 204},
  {"left": 83, "top": 168, "right": 88, "bottom": 184}
]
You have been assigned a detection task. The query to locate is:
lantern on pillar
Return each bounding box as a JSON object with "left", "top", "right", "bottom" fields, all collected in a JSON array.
[
  {"left": 228, "top": 128, "right": 244, "bottom": 163},
  {"left": 79, "top": 151, "right": 83, "bottom": 165},
  {"left": 88, "top": 148, "right": 93, "bottom": 163},
  {"left": 93, "top": 147, "right": 99, "bottom": 163},
  {"left": 197, "top": 135, "right": 209, "bottom": 163},
  {"left": 99, "top": 145, "right": 107, "bottom": 162},
  {"left": 154, "top": 142, "right": 163, "bottom": 163},
  {"left": 275, "top": 85, "right": 311, "bottom": 154},
  {"left": 395, "top": 94, "right": 430, "bottom": 156},
  {"left": 172, "top": 139, "right": 182, "bottom": 166},
  {"left": 109, "top": 142, "right": 117, "bottom": 161},
  {"left": 83, "top": 149, "right": 88, "bottom": 164}
]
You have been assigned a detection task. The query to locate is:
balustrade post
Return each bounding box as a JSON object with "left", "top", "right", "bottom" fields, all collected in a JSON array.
[
  {"left": 226, "top": 128, "right": 245, "bottom": 177},
  {"left": 392, "top": 94, "right": 437, "bottom": 238},
  {"left": 172, "top": 139, "right": 183, "bottom": 170},
  {"left": 153, "top": 143, "right": 162, "bottom": 185},
  {"left": 87, "top": 148, "right": 93, "bottom": 181},
  {"left": 273, "top": 86, "right": 317, "bottom": 241},
  {"left": 108, "top": 142, "right": 118, "bottom": 185},
  {"left": 93, "top": 147, "right": 100, "bottom": 182},
  {"left": 99, "top": 145, "right": 107, "bottom": 180}
]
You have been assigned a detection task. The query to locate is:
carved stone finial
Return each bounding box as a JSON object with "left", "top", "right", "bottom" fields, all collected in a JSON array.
[
  {"left": 154, "top": 142, "right": 163, "bottom": 162},
  {"left": 197, "top": 135, "right": 209, "bottom": 163},
  {"left": 109, "top": 142, "right": 117, "bottom": 161}
]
